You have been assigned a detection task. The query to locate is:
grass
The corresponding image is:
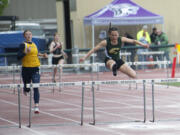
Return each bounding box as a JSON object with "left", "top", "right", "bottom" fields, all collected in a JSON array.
[{"left": 160, "top": 82, "right": 180, "bottom": 87}]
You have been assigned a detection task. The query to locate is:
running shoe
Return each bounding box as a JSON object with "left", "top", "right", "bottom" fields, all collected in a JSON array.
[{"left": 34, "top": 106, "right": 40, "bottom": 114}]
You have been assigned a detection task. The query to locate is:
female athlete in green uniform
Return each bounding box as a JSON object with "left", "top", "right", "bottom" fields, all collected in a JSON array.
[{"left": 80, "top": 27, "right": 149, "bottom": 78}]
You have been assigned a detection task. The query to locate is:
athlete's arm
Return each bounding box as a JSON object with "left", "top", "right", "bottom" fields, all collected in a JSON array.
[
  {"left": 80, "top": 40, "right": 107, "bottom": 62},
  {"left": 38, "top": 53, "right": 48, "bottom": 58},
  {"left": 49, "top": 42, "right": 58, "bottom": 53},
  {"left": 121, "top": 37, "right": 149, "bottom": 48},
  {"left": 17, "top": 43, "right": 26, "bottom": 60}
]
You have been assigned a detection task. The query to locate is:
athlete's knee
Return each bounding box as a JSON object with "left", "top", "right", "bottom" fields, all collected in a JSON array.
[{"left": 129, "top": 71, "right": 137, "bottom": 79}]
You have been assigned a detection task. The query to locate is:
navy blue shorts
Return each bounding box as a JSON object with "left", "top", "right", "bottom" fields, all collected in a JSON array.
[{"left": 22, "top": 67, "right": 40, "bottom": 92}]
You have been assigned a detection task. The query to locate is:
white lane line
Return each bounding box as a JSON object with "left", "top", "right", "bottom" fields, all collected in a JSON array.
[
  {"left": 0, "top": 117, "right": 49, "bottom": 135},
  {"left": 60, "top": 86, "right": 180, "bottom": 116},
  {"left": 40, "top": 94, "right": 142, "bottom": 121},
  {"left": 0, "top": 99, "right": 125, "bottom": 135}
]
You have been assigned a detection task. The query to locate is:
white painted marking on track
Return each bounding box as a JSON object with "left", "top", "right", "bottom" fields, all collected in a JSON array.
[
  {"left": 109, "top": 121, "right": 180, "bottom": 130},
  {"left": 0, "top": 99, "right": 125, "bottom": 135},
  {"left": 0, "top": 116, "right": 49, "bottom": 135}
]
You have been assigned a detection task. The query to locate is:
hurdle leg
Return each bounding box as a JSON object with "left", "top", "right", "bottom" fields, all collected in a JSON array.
[
  {"left": 91, "top": 64, "right": 94, "bottom": 81},
  {"left": 17, "top": 85, "right": 21, "bottom": 128},
  {"left": 20, "top": 68, "right": 22, "bottom": 94},
  {"left": 143, "top": 80, "right": 146, "bottom": 123},
  {"left": 81, "top": 82, "right": 85, "bottom": 125},
  {"left": 59, "top": 65, "right": 62, "bottom": 92},
  {"left": 13, "top": 66, "right": 15, "bottom": 94},
  {"left": 166, "top": 61, "right": 170, "bottom": 88},
  {"left": 151, "top": 80, "right": 155, "bottom": 122},
  {"left": 96, "top": 64, "right": 100, "bottom": 91},
  {"left": 28, "top": 85, "right": 32, "bottom": 128},
  {"left": 128, "top": 77, "right": 131, "bottom": 90},
  {"left": 52, "top": 66, "right": 55, "bottom": 93},
  {"left": 90, "top": 82, "right": 96, "bottom": 125}
]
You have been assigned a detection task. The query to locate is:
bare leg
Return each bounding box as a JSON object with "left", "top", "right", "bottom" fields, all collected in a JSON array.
[
  {"left": 106, "top": 59, "right": 116, "bottom": 70},
  {"left": 58, "top": 59, "right": 64, "bottom": 74},
  {"left": 53, "top": 67, "right": 57, "bottom": 82},
  {"left": 119, "top": 63, "right": 137, "bottom": 78},
  {"left": 106, "top": 59, "right": 117, "bottom": 76}
]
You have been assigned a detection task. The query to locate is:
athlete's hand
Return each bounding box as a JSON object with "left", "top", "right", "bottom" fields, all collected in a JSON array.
[
  {"left": 144, "top": 44, "right": 149, "bottom": 48},
  {"left": 79, "top": 57, "right": 85, "bottom": 63},
  {"left": 26, "top": 47, "right": 31, "bottom": 53},
  {"left": 56, "top": 44, "right": 61, "bottom": 48},
  {"left": 43, "top": 53, "right": 48, "bottom": 58},
  {"left": 64, "top": 53, "right": 68, "bottom": 59}
]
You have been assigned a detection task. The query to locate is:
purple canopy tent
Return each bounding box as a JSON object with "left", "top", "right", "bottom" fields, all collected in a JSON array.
[
  {"left": 83, "top": 0, "right": 164, "bottom": 54},
  {"left": 84, "top": 0, "right": 163, "bottom": 25}
]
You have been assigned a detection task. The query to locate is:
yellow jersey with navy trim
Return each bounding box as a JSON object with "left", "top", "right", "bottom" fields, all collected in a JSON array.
[{"left": 22, "top": 42, "right": 40, "bottom": 67}]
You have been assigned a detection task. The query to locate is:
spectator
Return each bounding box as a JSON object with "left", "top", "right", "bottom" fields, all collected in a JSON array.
[
  {"left": 150, "top": 27, "right": 158, "bottom": 64},
  {"left": 137, "top": 25, "right": 151, "bottom": 69},
  {"left": 137, "top": 25, "right": 151, "bottom": 44},
  {"left": 155, "top": 30, "right": 169, "bottom": 61},
  {"left": 137, "top": 31, "right": 149, "bottom": 69},
  {"left": 150, "top": 27, "right": 157, "bottom": 44},
  {"left": 124, "top": 32, "right": 136, "bottom": 69}
]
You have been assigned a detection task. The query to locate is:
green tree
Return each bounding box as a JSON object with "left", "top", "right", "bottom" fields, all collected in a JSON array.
[{"left": 0, "top": 0, "right": 8, "bottom": 15}]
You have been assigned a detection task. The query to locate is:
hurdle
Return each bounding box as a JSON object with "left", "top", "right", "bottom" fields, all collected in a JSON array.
[
  {"left": 134, "top": 61, "right": 171, "bottom": 79},
  {"left": 0, "top": 83, "right": 23, "bottom": 128},
  {"left": 87, "top": 78, "right": 180, "bottom": 125},
  {"left": 0, "top": 63, "right": 105, "bottom": 93},
  {"left": 1, "top": 78, "right": 180, "bottom": 128},
  {"left": 0, "top": 61, "right": 172, "bottom": 96},
  {"left": 149, "top": 78, "right": 180, "bottom": 122},
  {"left": 88, "top": 79, "right": 146, "bottom": 125},
  {"left": 138, "top": 51, "right": 165, "bottom": 68},
  {"left": 26, "top": 81, "right": 83, "bottom": 127}
]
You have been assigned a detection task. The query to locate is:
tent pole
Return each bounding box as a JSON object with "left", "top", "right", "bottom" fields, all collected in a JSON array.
[
  {"left": 92, "top": 24, "right": 95, "bottom": 63},
  {"left": 83, "top": 24, "right": 87, "bottom": 49}
]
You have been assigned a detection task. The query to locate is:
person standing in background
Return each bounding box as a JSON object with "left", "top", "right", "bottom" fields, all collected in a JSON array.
[
  {"left": 150, "top": 27, "right": 157, "bottom": 44},
  {"left": 124, "top": 32, "right": 136, "bottom": 69},
  {"left": 137, "top": 25, "right": 151, "bottom": 44},
  {"left": 137, "top": 32, "right": 149, "bottom": 69},
  {"left": 17, "top": 30, "right": 48, "bottom": 114},
  {"left": 155, "top": 30, "right": 169, "bottom": 61}
]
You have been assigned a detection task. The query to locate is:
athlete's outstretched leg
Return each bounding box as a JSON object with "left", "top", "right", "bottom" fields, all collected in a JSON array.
[{"left": 119, "top": 63, "right": 137, "bottom": 78}]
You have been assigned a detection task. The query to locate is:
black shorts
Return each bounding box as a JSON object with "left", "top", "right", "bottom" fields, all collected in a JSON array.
[
  {"left": 52, "top": 56, "right": 64, "bottom": 65},
  {"left": 104, "top": 57, "right": 125, "bottom": 69}
]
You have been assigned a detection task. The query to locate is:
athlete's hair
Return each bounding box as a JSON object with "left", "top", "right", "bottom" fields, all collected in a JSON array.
[
  {"left": 23, "top": 29, "right": 31, "bottom": 36},
  {"left": 108, "top": 27, "right": 118, "bottom": 34},
  {"left": 53, "top": 32, "right": 58, "bottom": 37}
]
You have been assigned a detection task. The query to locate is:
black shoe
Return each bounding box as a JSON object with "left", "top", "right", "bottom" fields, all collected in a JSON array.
[
  {"left": 52, "top": 79, "right": 56, "bottom": 83},
  {"left": 112, "top": 64, "right": 117, "bottom": 76}
]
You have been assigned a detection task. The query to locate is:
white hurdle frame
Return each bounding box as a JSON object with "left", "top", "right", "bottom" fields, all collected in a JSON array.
[{"left": 1, "top": 78, "right": 180, "bottom": 128}]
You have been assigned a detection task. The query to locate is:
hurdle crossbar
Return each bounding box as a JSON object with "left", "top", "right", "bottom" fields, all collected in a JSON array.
[
  {"left": 1, "top": 78, "right": 180, "bottom": 127},
  {"left": 0, "top": 61, "right": 172, "bottom": 71},
  {"left": 139, "top": 51, "right": 164, "bottom": 55}
]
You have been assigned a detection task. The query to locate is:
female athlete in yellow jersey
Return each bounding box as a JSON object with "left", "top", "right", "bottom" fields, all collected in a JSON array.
[{"left": 17, "top": 30, "right": 48, "bottom": 113}]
